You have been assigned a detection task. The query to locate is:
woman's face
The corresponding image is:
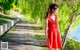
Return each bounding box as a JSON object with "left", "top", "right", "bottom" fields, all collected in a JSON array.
[
  {"left": 52, "top": 8, "right": 58, "bottom": 14},
  {"left": 55, "top": 8, "right": 58, "bottom": 13}
]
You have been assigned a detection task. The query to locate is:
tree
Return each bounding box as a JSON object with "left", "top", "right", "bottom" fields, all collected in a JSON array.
[
  {"left": 61, "top": 4, "right": 80, "bottom": 50},
  {"left": 0, "top": 0, "right": 15, "bottom": 14}
]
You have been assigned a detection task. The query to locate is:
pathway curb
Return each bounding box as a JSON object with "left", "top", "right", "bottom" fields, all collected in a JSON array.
[{"left": 0, "top": 18, "right": 20, "bottom": 39}]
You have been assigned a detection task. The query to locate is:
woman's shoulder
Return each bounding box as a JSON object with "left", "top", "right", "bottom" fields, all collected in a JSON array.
[{"left": 47, "top": 15, "right": 50, "bottom": 19}]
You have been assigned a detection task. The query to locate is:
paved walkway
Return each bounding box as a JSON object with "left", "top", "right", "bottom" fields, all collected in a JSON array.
[{"left": 1, "top": 20, "right": 43, "bottom": 50}]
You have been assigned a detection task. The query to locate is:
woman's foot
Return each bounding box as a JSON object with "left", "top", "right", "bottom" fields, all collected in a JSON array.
[
  {"left": 48, "top": 48, "right": 52, "bottom": 50},
  {"left": 52, "top": 48, "right": 59, "bottom": 50}
]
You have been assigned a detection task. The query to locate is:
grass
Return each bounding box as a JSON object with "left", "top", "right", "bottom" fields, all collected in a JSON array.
[
  {"left": 34, "top": 35, "right": 46, "bottom": 47},
  {"left": 34, "top": 35, "right": 80, "bottom": 50},
  {"left": 43, "top": 47, "right": 48, "bottom": 50},
  {"left": 34, "top": 35, "right": 49, "bottom": 50},
  {"left": 0, "top": 19, "right": 9, "bottom": 25},
  {"left": 0, "top": 14, "right": 16, "bottom": 25},
  {"left": 34, "top": 35, "right": 46, "bottom": 40}
]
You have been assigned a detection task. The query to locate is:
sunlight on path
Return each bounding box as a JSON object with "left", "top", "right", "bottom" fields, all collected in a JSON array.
[{"left": 1, "top": 20, "right": 44, "bottom": 50}]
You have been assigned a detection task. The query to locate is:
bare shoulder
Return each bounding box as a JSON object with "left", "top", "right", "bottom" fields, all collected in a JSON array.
[{"left": 51, "top": 15, "right": 55, "bottom": 21}]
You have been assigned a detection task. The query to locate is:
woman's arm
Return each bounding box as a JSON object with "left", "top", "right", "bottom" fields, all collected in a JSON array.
[
  {"left": 55, "top": 16, "right": 60, "bottom": 33},
  {"left": 45, "top": 18, "right": 48, "bottom": 37}
]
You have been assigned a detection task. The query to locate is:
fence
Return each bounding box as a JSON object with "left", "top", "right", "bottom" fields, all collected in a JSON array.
[{"left": 0, "top": 18, "right": 20, "bottom": 36}]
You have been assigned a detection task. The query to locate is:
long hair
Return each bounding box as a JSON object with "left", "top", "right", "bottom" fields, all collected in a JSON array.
[{"left": 45, "top": 3, "right": 58, "bottom": 19}]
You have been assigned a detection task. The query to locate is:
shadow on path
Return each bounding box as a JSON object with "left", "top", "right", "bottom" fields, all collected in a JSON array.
[{"left": 0, "top": 20, "right": 43, "bottom": 50}]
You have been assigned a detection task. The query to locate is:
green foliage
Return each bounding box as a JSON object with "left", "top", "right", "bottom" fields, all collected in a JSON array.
[
  {"left": 0, "top": 15, "right": 16, "bottom": 25},
  {"left": 58, "top": 4, "right": 70, "bottom": 35},
  {"left": 34, "top": 35, "right": 80, "bottom": 50},
  {"left": 0, "top": 0, "right": 80, "bottom": 31},
  {"left": 65, "top": 39, "right": 80, "bottom": 50},
  {"left": 17, "top": 0, "right": 53, "bottom": 28},
  {"left": 34, "top": 35, "right": 46, "bottom": 40},
  {"left": 17, "top": 0, "right": 80, "bottom": 33},
  {"left": 0, "top": 0, "right": 16, "bottom": 14},
  {"left": 57, "top": 4, "right": 80, "bottom": 35},
  {"left": 0, "top": 0, "right": 80, "bottom": 49},
  {"left": 1, "top": 0, "right": 80, "bottom": 32}
]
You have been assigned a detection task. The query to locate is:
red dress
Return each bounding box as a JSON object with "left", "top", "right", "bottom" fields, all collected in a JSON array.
[{"left": 46, "top": 15, "right": 62, "bottom": 48}]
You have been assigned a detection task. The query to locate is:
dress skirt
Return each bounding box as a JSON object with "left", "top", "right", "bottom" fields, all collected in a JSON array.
[{"left": 46, "top": 15, "right": 62, "bottom": 48}]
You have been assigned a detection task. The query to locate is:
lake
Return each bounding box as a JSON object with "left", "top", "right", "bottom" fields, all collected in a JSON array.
[{"left": 67, "top": 25, "right": 80, "bottom": 42}]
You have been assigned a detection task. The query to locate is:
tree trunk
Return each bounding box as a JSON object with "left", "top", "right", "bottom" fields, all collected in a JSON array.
[
  {"left": 62, "top": 21, "right": 73, "bottom": 50},
  {"left": 62, "top": 10, "right": 78, "bottom": 50}
]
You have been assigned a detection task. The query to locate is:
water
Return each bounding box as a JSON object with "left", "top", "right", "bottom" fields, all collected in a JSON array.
[{"left": 67, "top": 25, "right": 80, "bottom": 42}]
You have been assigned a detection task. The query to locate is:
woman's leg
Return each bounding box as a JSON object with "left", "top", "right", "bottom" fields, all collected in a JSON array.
[
  {"left": 51, "top": 48, "right": 55, "bottom": 50},
  {"left": 48, "top": 48, "right": 52, "bottom": 50},
  {"left": 52, "top": 48, "right": 59, "bottom": 50},
  {"left": 56, "top": 48, "right": 59, "bottom": 50}
]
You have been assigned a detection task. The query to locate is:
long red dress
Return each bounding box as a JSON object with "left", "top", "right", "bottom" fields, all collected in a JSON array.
[{"left": 46, "top": 15, "right": 62, "bottom": 48}]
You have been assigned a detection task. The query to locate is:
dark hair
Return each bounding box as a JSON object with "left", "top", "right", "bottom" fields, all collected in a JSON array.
[{"left": 45, "top": 3, "right": 58, "bottom": 18}]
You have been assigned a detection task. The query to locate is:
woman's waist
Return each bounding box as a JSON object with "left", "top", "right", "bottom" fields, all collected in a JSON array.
[
  {"left": 48, "top": 26, "right": 55, "bottom": 29},
  {"left": 48, "top": 24, "right": 56, "bottom": 28},
  {"left": 48, "top": 28, "right": 56, "bottom": 31}
]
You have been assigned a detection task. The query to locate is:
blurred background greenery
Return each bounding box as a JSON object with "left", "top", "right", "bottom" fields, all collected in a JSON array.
[{"left": 0, "top": 0, "right": 80, "bottom": 50}]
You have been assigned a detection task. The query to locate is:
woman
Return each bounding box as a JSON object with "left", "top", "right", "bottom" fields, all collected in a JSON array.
[{"left": 45, "top": 3, "right": 62, "bottom": 50}]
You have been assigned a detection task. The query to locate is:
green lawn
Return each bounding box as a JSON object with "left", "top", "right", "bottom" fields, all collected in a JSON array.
[
  {"left": 0, "top": 14, "right": 16, "bottom": 25},
  {"left": 34, "top": 35, "right": 46, "bottom": 47},
  {"left": 34, "top": 35, "right": 80, "bottom": 50},
  {"left": 34, "top": 35, "right": 49, "bottom": 50}
]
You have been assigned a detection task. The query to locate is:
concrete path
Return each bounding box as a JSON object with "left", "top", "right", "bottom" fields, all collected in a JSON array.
[{"left": 1, "top": 20, "right": 43, "bottom": 50}]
